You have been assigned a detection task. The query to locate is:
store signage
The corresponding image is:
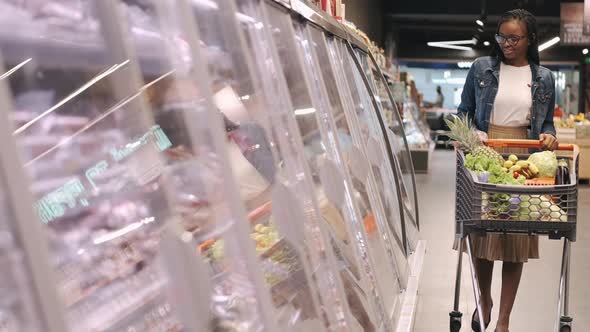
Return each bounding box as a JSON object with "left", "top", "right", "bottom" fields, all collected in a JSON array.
[
  {"left": 34, "top": 125, "right": 172, "bottom": 224},
  {"left": 560, "top": 3, "right": 590, "bottom": 46}
]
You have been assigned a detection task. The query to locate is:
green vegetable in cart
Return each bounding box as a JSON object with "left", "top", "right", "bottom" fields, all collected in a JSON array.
[
  {"left": 527, "top": 151, "right": 558, "bottom": 178},
  {"left": 465, "top": 153, "right": 526, "bottom": 185}
]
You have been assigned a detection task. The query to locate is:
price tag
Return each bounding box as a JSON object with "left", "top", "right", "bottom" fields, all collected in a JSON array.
[{"left": 127, "top": 143, "right": 164, "bottom": 186}]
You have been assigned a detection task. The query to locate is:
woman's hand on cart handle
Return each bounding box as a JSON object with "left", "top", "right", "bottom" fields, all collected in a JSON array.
[{"left": 539, "top": 133, "right": 559, "bottom": 151}]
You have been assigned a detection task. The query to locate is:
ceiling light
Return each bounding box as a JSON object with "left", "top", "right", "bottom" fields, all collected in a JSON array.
[
  {"left": 457, "top": 61, "right": 473, "bottom": 68},
  {"left": 538, "top": 36, "right": 560, "bottom": 52},
  {"left": 427, "top": 42, "right": 472, "bottom": 51},
  {"left": 294, "top": 108, "right": 316, "bottom": 116},
  {"left": 476, "top": 19, "right": 484, "bottom": 27},
  {"left": 484, "top": 41, "right": 490, "bottom": 46},
  {"left": 583, "top": 48, "right": 589, "bottom": 55},
  {"left": 431, "top": 39, "right": 476, "bottom": 45}
]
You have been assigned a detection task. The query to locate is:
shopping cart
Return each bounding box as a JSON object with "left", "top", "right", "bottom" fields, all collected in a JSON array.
[{"left": 449, "top": 139, "right": 579, "bottom": 332}]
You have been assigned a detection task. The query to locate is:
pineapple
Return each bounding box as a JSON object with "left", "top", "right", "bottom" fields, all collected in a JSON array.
[{"left": 444, "top": 115, "right": 504, "bottom": 165}]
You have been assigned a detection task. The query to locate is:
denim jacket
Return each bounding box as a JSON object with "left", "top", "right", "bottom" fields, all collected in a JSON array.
[{"left": 458, "top": 56, "right": 556, "bottom": 139}]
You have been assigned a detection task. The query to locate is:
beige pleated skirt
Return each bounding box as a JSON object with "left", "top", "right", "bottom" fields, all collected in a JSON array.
[{"left": 453, "top": 124, "right": 539, "bottom": 263}]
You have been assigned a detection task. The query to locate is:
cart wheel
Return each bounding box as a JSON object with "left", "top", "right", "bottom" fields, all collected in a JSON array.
[
  {"left": 560, "top": 316, "right": 573, "bottom": 332},
  {"left": 449, "top": 311, "right": 462, "bottom": 332}
]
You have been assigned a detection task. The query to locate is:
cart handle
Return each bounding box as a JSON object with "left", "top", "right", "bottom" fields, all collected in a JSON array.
[{"left": 484, "top": 139, "right": 578, "bottom": 153}]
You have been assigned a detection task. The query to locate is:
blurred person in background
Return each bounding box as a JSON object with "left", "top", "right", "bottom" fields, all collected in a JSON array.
[
  {"left": 424, "top": 85, "right": 444, "bottom": 108},
  {"left": 455, "top": 9, "right": 558, "bottom": 332}
]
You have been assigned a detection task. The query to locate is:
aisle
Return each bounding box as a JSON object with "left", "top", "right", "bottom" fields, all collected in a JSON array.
[{"left": 413, "top": 150, "right": 590, "bottom": 332}]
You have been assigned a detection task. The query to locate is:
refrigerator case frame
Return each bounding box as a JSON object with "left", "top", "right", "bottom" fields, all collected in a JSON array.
[
  {"left": 0, "top": 52, "right": 68, "bottom": 332},
  {"left": 323, "top": 35, "right": 409, "bottom": 324},
  {"left": 333, "top": 38, "right": 411, "bottom": 283},
  {"left": 341, "top": 41, "right": 410, "bottom": 254},
  {"left": 293, "top": 20, "right": 404, "bottom": 331},
  {"left": 353, "top": 50, "right": 421, "bottom": 251}
]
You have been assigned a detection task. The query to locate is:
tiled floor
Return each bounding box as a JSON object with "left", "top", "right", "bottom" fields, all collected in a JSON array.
[{"left": 412, "top": 150, "right": 590, "bottom": 332}]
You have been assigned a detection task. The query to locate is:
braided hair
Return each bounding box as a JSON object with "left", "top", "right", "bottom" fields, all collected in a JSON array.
[{"left": 492, "top": 9, "right": 540, "bottom": 65}]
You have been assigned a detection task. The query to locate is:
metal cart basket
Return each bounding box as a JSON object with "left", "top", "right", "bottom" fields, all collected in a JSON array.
[{"left": 449, "top": 139, "right": 579, "bottom": 332}]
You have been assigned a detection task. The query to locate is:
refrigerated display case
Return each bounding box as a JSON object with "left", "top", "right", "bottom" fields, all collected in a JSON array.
[
  {"left": 297, "top": 21, "right": 408, "bottom": 330},
  {"left": 354, "top": 50, "right": 420, "bottom": 251},
  {"left": 0, "top": 0, "right": 290, "bottom": 331},
  {"left": 191, "top": 0, "right": 359, "bottom": 329},
  {"left": 402, "top": 102, "right": 434, "bottom": 173},
  {"left": 0, "top": 0, "right": 422, "bottom": 330},
  {"left": 331, "top": 39, "right": 410, "bottom": 268}
]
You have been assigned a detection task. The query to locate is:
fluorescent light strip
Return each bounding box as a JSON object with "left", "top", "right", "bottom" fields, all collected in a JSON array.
[
  {"left": 427, "top": 42, "right": 472, "bottom": 51},
  {"left": 0, "top": 58, "right": 32, "bottom": 81},
  {"left": 434, "top": 39, "right": 476, "bottom": 45},
  {"left": 294, "top": 108, "right": 316, "bottom": 115},
  {"left": 538, "top": 37, "right": 560, "bottom": 52},
  {"left": 24, "top": 69, "right": 176, "bottom": 167},
  {"left": 192, "top": 0, "right": 218, "bottom": 9},
  {"left": 14, "top": 60, "right": 130, "bottom": 135},
  {"left": 93, "top": 217, "right": 155, "bottom": 245}
]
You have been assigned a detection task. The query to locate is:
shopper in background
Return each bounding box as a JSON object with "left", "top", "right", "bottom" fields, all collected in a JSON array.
[
  {"left": 435, "top": 85, "right": 444, "bottom": 107},
  {"left": 456, "top": 9, "right": 557, "bottom": 332},
  {"left": 424, "top": 85, "right": 445, "bottom": 108}
]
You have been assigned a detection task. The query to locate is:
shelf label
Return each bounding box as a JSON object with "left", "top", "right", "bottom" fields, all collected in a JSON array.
[
  {"left": 34, "top": 124, "right": 173, "bottom": 224},
  {"left": 35, "top": 178, "right": 88, "bottom": 224}
]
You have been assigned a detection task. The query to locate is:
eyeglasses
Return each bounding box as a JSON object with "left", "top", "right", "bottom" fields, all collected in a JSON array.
[{"left": 495, "top": 34, "right": 527, "bottom": 46}]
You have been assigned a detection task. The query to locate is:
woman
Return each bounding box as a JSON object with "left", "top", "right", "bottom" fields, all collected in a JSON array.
[
  {"left": 457, "top": 9, "right": 558, "bottom": 332},
  {"left": 435, "top": 85, "right": 445, "bottom": 107}
]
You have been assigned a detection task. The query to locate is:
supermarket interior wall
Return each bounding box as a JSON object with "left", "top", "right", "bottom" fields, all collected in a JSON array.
[{"left": 343, "top": 0, "right": 384, "bottom": 45}]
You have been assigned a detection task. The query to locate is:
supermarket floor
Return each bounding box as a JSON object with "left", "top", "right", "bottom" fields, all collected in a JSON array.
[{"left": 412, "top": 149, "right": 590, "bottom": 332}]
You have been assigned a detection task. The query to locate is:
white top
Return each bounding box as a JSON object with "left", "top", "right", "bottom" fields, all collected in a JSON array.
[{"left": 492, "top": 62, "right": 532, "bottom": 127}]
